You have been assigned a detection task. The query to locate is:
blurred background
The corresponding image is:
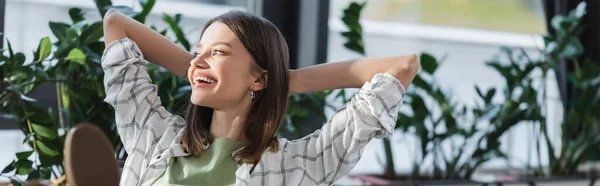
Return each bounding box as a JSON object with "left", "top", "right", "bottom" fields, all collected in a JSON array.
[{"left": 1, "top": 0, "right": 599, "bottom": 185}]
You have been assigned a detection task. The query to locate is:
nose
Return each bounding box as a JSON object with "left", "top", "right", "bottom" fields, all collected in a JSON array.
[{"left": 190, "top": 53, "right": 210, "bottom": 69}]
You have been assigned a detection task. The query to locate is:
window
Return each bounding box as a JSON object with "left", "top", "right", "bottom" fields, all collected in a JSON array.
[{"left": 330, "top": 0, "right": 546, "bottom": 34}]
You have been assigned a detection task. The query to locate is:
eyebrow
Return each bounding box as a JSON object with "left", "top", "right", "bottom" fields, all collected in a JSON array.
[{"left": 196, "top": 42, "right": 233, "bottom": 49}]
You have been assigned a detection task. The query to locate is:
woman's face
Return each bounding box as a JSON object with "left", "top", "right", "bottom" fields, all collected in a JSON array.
[{"left": 187, "top": 21, "right": 259, "bottom": 109}]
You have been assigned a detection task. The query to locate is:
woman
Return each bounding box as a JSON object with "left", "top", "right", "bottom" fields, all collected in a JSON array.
[{"left": 102, "top": 8, "right": 418, "bottom": 186}]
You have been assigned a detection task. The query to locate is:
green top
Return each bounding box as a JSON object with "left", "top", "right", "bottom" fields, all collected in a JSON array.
[{"left": 152, "top": 137, "right": 244, "bottom": 186}]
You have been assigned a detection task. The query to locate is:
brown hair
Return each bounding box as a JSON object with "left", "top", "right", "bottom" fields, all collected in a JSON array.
[{"left": 182, "top": 11, "right": 289, "bottom": 166}]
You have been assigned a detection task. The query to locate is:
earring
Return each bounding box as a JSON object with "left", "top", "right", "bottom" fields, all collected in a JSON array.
[{"left": 250, "top": 90, "right": 256, "bottom": 100}]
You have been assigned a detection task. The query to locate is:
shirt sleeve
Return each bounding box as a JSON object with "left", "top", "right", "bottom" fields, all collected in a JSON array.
[
  {"left": 280, "top": 73, "right": 405, "bottom": 185},
  {"left": 102, "top": 38, "right": 183, "bottom": 155}
]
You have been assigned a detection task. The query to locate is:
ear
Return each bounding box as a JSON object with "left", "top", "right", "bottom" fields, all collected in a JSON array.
[{"left": 252, "top": 70, "right": 268, "bottom": 91}]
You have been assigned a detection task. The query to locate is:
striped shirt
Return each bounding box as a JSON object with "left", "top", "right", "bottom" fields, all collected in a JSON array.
[{"left": 102, "top": 38, "right": 406, "bottom": 186}]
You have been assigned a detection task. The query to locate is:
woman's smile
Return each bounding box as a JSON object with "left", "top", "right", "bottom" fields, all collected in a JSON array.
[{"left": 191, "top": 71, "right": 218, "bottom": 89}]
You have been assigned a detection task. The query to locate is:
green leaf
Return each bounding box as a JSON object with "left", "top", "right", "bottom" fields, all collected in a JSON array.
[
  {"left": 94, "top": 0, "right": 113, "bottom": 17},
  {"left": 28, "top": 169, "right": 40, "bottom": 180},
  {"left": 7, "top": 40, "right": 14, "bottom": 62},
  {"left": 559, "top": 36, "right": 584, "bottom": 58},
  {"left": 13, "top": 159, "right": 34, "bottom": 175},
  {"left": 35, "top": 37, "right": 52, "bottom": 63},
  {"left": 475, "top": 86, "right": 485, "bottom": 99},
  {"left": 551, "top": 15, "right": 576, "bottom": 32},
  {"left": 38, "top": 152, "right": 61, "bottom": 167},
  {"left": 69, "top": 8, "right": 85, "bottom": 23},
  {"left": 2, "top": 160, "right": 15, "bottom": 173},
  {"left": 162, "top": 14, "right": 191, "bottom": 51},
  {"left": 133, "top": 0, "right": 157, "bottom": 23},
  {"left": 31, "top": 123, "right": 58, "bottom": 140},
  {"left": 175, "top": 14, "right": 183, "bottom": 24},
  {"left": 16, "top": 151, "right": 33, "bottom": 160},
  {"left": 14, "top": 53, "right": 25, "bottom": 68},
  {"left": 340, "top": 2, "right": 365, "bottom": 56},
  {"left": 485, "top": 88, "right": 496, "bottom": 103},
  {"left": 66, "top": 48, "right": 86, "bottom": 65},
  {"left": 343, "top": 42, "right": 365, "bottom": 56},
  {"left": 80, "top": 22, "right": 104, "bottom": 46},
  {"left": 572, "top": 2, "right": 587, "bottom": 19},
  {"left": 36, "top": 141, "right": 60, "bottom": 156},
  {"left": 412, "top": 75, "right": 431, "bottom": 92},
  {"left": 49, "top": 22, "right": 71, "bottom": 41},
  {"left": 10, "top": 178, "right": 21, "bottom": 186},
  {"left": 411, "top": 95, "right": 428, "bottom": 123},
  {"left": 341, "top": 31, "right": 361, "bottom": 42},
  {"left": 420, "top": 53, "right": 438, "bottom": 74}
]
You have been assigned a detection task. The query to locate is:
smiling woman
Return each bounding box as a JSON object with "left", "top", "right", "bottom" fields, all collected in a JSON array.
[{"left": 102, "top": 8, "right": 418, "bottom": 186}]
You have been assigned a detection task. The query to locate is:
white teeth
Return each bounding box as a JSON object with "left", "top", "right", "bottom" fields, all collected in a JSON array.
[{"left": 193, "top": 76, "right": 216, "bottom": 84}]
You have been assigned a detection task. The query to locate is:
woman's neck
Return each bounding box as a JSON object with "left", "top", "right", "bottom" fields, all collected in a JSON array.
[{"left": 210, "top": 106, "right": 248, "bottom": 141}]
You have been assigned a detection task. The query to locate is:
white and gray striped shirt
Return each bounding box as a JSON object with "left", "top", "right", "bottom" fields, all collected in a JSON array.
[{"left": 102, "top": 38, "right": 405, "bottom": 186}]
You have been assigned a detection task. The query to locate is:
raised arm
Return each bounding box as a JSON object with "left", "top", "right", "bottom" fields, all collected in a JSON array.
[
  {"left": 289, "top": 54, "right": 419, "bottom": 95},
  {"left": 103, "top": 9, "right": 191, "bottom": 77}
]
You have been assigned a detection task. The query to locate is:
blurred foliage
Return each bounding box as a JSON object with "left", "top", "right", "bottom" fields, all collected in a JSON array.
[
  {"left": 341, "top": 0, "right": 598, "bottom": 181},
  {"left": 535, "top": 2, "right": 600, "bottom": 176}
]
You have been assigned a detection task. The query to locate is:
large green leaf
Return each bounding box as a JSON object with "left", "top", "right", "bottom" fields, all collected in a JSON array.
[
  {"left": 66, "top": 48, "right": 87, "bottom": 65},
  {"left": 49, "top": 22, "right": 72, "bottom": 41},
  {"left": 36, "top": 141, "right": 60, "bottom": 156},
  {"left": 35, "top": 37, "right": 52, "bottom": 63},
  {"left": 31, "top": 123, "right": 58, "bottom": 140},
  {"left": 80, "top": 22, "right": 104, "bottom": 46},
  {"left": 420, "top": 53, "right": 438, "bottom": 74}
]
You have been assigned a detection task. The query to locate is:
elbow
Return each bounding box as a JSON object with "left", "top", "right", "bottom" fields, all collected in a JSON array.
[
  {"left": 103, "top": 9, "right": 128, "bottom": 46},
  {"left": 395, "top": 54, "right": 420, "bottom": 88},
  {"left": 103, "top": 9, "right": 122, "bottom": 28},
  {"left": 405, "top": 54, "right": 420, "bottom": 78}
]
